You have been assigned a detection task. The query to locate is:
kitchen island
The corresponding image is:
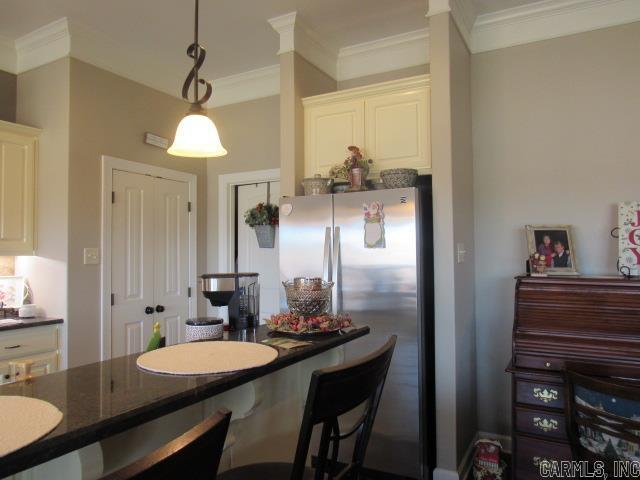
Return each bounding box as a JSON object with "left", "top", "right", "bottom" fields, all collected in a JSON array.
[{"left": 0, "top": 325, "right": 369, "bottom": 479}]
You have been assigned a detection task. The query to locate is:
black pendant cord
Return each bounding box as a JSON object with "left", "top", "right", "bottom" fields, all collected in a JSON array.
[{"left": 181, "top": 0, "right": 212, "bottom": 108}]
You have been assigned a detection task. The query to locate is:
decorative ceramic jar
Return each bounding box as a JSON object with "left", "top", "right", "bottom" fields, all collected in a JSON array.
[
  {"left": 380, "top": 168, "right": 418, "bottom": 189},
  {"left": 185, "top": 317, "right": 224, "bottom": 342},
  {"left": 302, "top": 174, "right": 333, "bottom": 196},
  {"left": 347, "top": 167, "right": 368, "bottom": 192}
]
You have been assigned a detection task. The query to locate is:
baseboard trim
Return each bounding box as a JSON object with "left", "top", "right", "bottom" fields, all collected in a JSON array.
[{"left": 433, "top": 467, "right": 461, "bottom": 480}]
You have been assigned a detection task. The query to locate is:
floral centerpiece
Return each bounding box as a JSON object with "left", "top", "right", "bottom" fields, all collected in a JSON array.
[
  {"left": 244, "top": 202, "right": 279, "bottom": 248},
  {"left": 328, "top": 146, "right": 373, "bottom": 191},
  {"left": 267, "top": 312, "right": 353, "bottom": 335}
]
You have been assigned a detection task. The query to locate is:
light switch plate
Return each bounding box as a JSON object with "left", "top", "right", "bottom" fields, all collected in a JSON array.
[
  {"left": 456, "top": 243, "right": 466, "bottom": 263},
  {"left": 84, "top": 247, "right": 100, "bottom": 265}
]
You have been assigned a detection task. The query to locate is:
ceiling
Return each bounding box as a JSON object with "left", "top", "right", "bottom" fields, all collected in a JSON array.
[{"left": 0, "top": 0, "right": 545, "bottom": 83}]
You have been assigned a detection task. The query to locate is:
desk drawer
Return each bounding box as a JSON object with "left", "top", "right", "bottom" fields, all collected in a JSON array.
[
  {"left": 515, "top": 434, "right": 572, "bottom": 480},
  {"left": 515, "top": 405, "right": 566, "bottom": 440},
  {"left": 515, "top": 354, "right": 564, "bottom": 372},
  {"left": 0, "top": 326, "right": 58, "bottom": 361},
  {"left": 515, "top": 378, "right": 564, "bottom": 409}
]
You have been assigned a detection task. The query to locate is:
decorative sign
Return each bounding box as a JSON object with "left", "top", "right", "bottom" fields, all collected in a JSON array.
[
  {"left": 0, "top": 276, "right": 25, "bottom": 307},
  {"left": 363, "top": 201, "right": 385, "bottom": 248},
  {"left": 618, "top": 202, "right": 640, "bottom": 276}
]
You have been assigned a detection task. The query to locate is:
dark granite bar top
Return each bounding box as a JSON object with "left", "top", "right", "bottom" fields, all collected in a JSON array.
[
  {"left": 0, "top": 325, "right": 369, "bottom": 477},
  {"left": 0, "top": 317, "right": 63, "bottom": 332}
]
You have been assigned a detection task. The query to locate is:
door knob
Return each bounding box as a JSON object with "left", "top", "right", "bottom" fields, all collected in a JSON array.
[
  {"left": 155, "top": 305, "right": 165, "bottom": 313},
  {"left": 145, "top": 306, "right": 154, "bottom": 315}
]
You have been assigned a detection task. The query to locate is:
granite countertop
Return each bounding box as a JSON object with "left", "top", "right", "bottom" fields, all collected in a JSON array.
[
  {"left": 0, "top": 325, "right": 369, "bottom": 477},
  {"left": 0, "top": 317, "right": 63, "bottom": 332}
]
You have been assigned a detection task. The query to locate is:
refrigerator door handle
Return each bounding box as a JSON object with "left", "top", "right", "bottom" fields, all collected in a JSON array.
[
  {"left": 322, "top": 226, "right": 332, "bottom": 282},
  {"left": 331, "top": 226, "right": 340, "bottom": 314}
]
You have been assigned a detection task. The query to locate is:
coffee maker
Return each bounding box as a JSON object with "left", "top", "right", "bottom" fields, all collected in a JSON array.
[{"left": 200, "top": 273, "right": 260, "bottom": 330}]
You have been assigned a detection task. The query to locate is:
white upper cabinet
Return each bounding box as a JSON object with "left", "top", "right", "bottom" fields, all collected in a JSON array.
[
  {"left": 303, "top": 75, "right": 430, "bottom": 178},
  {"left": 0, "top": 120, "right": 40, "bottom": 255}
]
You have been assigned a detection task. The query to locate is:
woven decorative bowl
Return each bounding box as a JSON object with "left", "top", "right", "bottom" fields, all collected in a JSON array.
[
  {"left": 380, "top": 168, "right": 418, "bottom": 189},
  {"left": 283, "top": 279, "right": 333, "bottom": 316}
]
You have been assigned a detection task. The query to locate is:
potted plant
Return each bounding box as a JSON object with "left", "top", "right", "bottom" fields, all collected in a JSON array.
[
  {"left": 244, "top": 202, "right": 279, "bottom": 248},
  {"left": 328, "top": 146, "right": 373, "bottom": 192}
]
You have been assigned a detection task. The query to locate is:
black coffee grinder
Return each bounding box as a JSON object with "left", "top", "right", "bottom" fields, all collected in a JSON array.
[{"left": 200, "top": 273, "right": 260, "bottom": 330}]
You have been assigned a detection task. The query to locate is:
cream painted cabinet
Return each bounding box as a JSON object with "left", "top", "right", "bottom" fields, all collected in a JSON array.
[
  {"left": 0, "top": 120, "right": 40, "bottom": 255},
  {"left": 303, "top": 75, "right": 430, "bottom": 178},
  {"left": 0, "top": 325, "right": 60, "bottom": 383}
]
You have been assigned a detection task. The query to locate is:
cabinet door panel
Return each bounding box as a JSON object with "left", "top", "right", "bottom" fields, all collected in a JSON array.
[
  {"left": 0, "top": 131, "right": 36, "bottom": 254},
  {"left": 305, "top": 100, "right": 364, "bottom": 177},
  {"left": 365, "top": 87, "right": 430, "bottom": 174}
]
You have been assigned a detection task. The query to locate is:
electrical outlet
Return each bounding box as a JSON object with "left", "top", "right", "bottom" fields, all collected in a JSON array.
[
  {"left": 456, "top": 243, "right": 467, "bottom": 263},
  {"left": 84, "top": 248, "right": 100, "bottom": 265}
]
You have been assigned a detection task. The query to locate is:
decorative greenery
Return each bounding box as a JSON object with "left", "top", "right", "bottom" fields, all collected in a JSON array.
[
  {"left": 328, "top": 145, "right": 373, "bottom": 180},
  {"left": 244, "top": 202, "right": 279, "bottom": 227}
]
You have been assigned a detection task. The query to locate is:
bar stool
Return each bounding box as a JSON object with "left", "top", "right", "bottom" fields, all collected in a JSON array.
[
  {"left": 101, "top": 408, "right": 231, "bottom": 480},
  {"left": 219, "top": 335, "right": 397, "bottom": 480}
]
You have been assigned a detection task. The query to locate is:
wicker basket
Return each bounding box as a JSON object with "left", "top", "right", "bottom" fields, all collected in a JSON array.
[
  {"left": 283, "top": 280, "right": 333, "bottom": 316},
  {"left": 254, "top": 225, "right": 276, "bottom": 248},
  {"left": 380, "top": 168, "right": 418, "bottom": 189}
]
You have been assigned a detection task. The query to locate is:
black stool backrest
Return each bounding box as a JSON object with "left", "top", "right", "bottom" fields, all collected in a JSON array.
[
  {"left": 291, "top": 335, "right": 397, "bottom": 480},
  {"left": 101, "top": 408, "right": 231, "bottom": 480}
]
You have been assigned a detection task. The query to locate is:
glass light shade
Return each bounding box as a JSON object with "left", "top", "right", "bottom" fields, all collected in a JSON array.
[{"left": 168, "top": 113, "right": 227, "bottom": 158}]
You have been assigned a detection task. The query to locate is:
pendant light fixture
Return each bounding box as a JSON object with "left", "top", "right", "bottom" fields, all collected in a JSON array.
[{"left": 168, "top": 0, "right": 227, "bottom": 158}]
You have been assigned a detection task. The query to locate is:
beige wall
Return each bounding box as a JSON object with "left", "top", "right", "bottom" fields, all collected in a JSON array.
[
  {"left": 0, "top": 70, "right": 16, "bottom": 122},
  {"left": 280, "top": 52, "right": 336, "bottom": 196},
  {"left": 429, "top": 12, "right": 477, "bottom": 473},
  {"left": 337, "top": 64, "right": 429, "bottom": 90},
  {"left": 67, "top": 59, "right": 208, "bottom": 367},
  {"left": 472, "top": 21, "right": 640, "bottom": 436},
  {"left": 205, "top": 95, "right": 280, "bottom": 280},
  {"left": 15, "top": 58, "right": 71, "bottom": 367}
]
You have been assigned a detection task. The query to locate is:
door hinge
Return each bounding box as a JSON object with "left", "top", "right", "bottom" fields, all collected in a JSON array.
[
  {"left": 112, "top": 191, "right": 115, "bottom": 203},
  {"left": 110, "top": 293, "right": 115, "bottom": 306},
  {"left": 187, "top": 201, "right": 192, "bottom": 213},
  {"left": 188, "top": 287, "right": 192, "bottom": 298}
]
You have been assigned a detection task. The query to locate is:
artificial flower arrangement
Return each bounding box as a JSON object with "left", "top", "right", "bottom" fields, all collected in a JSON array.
[
  {"left": 267, "top": 311, "right": 353, "bottom": 334},
  {"left": 243, "top": 202, "right": 279, "bottom": 227},
  {"left": 328, "top": 145, "right": 374, "bottom": 181}
]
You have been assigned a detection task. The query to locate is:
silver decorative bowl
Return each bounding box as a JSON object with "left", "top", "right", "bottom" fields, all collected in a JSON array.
[
  {"left": 283, "top": 279, "right": 333, "bottom": 316},
  {"left": 380, "top": 168, "right": 418, "bottom": 189}
]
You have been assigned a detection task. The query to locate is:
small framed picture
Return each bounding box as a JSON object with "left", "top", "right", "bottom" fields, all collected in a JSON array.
[
  {"left": 0, "top": 276, "right": 25, "bottom": 307},
  {"left": 526, "top": 225, "right": 579, "bottom": 275}
]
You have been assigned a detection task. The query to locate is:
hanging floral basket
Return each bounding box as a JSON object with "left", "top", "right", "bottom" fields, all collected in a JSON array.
[
  {"left": 244, "top": 203, "right": 279, "bottom": 249},
  {"left": 254, "top": 225, "right": 276, "bottom": 248}
]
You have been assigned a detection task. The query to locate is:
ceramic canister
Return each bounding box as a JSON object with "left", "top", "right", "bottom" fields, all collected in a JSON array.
[{"left": 185, "top": 317, "right": 224, "bottom": 342}]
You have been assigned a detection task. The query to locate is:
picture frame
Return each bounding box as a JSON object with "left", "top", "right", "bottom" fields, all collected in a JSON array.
[
  {"left": 0, "top": 276, "right": 25, "bottom": 307},
  {"left": 525, "top": 225, "right": 579, "bottom": 275}
]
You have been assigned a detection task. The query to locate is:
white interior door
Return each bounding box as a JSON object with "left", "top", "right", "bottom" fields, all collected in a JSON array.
[
  {"left": 111, "top": 170, "right": 155, "bottom": 358},
  {"left": 236, "top": 182, "right": 280, "bottom": 321},
  {"left": 111, "top": 171, "right": 190, "bottom": 358},
  {"left": 153, "top": 177, "right": 190, "bottom": 346}
]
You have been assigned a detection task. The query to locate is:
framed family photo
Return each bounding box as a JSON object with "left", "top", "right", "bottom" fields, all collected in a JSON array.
[{"left": 526, "top": 225, "right": 579, "bottom": 275}]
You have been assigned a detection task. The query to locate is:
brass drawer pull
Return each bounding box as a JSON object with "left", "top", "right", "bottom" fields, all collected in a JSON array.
[
  {"left": 533, "top": 456, "right": 553, "bottom": 468},
  {"left": 532, "top": 387, "right": 558, "bottom": 403},
  {"left": 4, "top": 345, "right": 21, "bottom": 349},
  {"left": 533, "top": 417, "right": 559, "bottom": 432},
  {"left": 544, "top": 361, "right": 551, "bottom": 368}
]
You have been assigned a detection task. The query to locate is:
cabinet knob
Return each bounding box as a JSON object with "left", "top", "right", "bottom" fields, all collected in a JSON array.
[
  {"left": 544, "top": 361, "right": 551, "bottom": 368},
  {"left": 155, "top": 305, "right": 165, "bottom": 313},
  {"left": 145, "top": 306, "right": 154, "bottom": 315}
]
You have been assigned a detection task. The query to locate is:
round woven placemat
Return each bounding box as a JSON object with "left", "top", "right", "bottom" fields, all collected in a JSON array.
[
  {"left": 0, "top": 396, "right": 63, "bottom": 457},
  {"left": 136, "top": 341, "right": 279, "bottom": 375}
]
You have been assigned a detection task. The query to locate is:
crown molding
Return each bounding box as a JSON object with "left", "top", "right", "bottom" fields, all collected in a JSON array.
[
  {"left": 471, "top": 0, "right": 640, "bottom": 53},
  {"left": 426, "top": 0, "right": 476, "bottom": 51},
  {"left": 209, "top": 64, "right": 280, "bottom": 107},
  {"left": 268, "top": 11, "right": 338, "bottom": 79},
  {"left": 0, "top": 34, "right": 16, "bottom": 73},
  {"left": 15, "top": 17, "right": 70, "bottom": 74},
  {"left": 337, "top": 29, "right": 430, "bottom": 81}
]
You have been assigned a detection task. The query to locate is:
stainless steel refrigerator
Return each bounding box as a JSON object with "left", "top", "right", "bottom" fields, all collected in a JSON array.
[{"left": 279, "top": 185, "right": 435, "bottom": 479}]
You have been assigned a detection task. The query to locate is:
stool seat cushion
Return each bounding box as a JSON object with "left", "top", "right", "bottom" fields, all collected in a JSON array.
[{"left": 218, "top": 462, "right": 315, "bottom": 480}]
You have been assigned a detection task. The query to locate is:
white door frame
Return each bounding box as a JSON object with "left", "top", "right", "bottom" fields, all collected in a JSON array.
[
  {"left": 100, "top": 155, "right": 198, "bottom": 361},
  {"left": 218, "top": 168, "right": 280, "bottom": 273}
]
